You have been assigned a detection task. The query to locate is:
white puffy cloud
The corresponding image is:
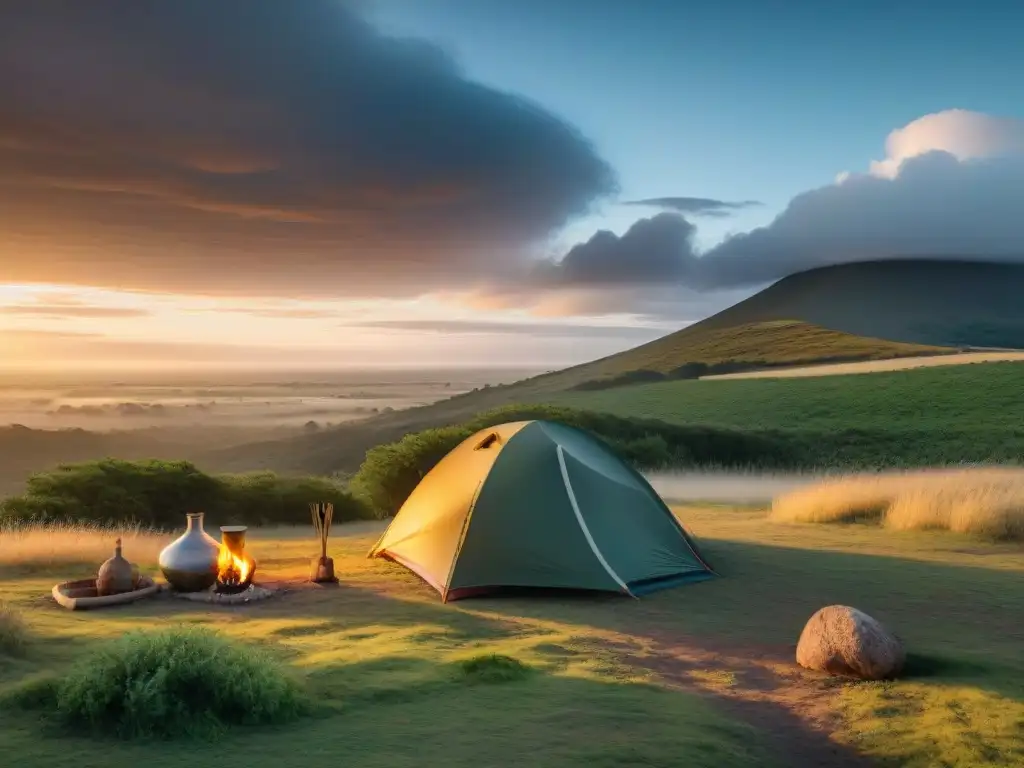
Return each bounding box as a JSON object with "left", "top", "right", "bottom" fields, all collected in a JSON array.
[
  {"left": 696, "top": 109, "right": 1024, "bottom": 288},
  {"left": 867, "top": 109, "right": 1024, "bottom": 178}
]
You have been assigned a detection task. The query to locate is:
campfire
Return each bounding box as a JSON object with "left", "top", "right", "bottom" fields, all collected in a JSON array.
[{"left": 215, "top": 526, "right": 256, "bottom": 594}]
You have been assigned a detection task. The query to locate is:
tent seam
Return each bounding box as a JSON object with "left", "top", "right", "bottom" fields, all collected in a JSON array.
[
  {"left": 556, "top": 445, "right": 636, "bottom": 598},
  {"left": 442, "top": 477, "right": 485, "bottom": 602}
]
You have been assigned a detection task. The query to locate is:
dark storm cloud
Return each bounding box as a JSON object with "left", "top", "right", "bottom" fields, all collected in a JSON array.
[
  {"left": 623, "top": 197, "right": 762, "bottom": 217},
  {"left": 516, "top": 147, "right": 1024, "bottom": 313},
  {"left": 0, "top": 1, "right": 615, "bottom": 298},
  {"left": 462, "top": 210, "right": 757, "bottom": 319},
  {"left": 352, "top": 319, "right": 665, "bottom": 339},
  {"left": 535, "top": 213, "right": 699, "bottom": 287},
  {"left": 472, "top": 211, "right": 752, "bottom": 318},
  {"left": 0, "top": 305, "right": 150, "bottom": 318}
]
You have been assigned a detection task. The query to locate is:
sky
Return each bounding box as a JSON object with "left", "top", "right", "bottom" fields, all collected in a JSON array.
[{"left": 1, "top": 0, "right": 1023, "bottom": 370}]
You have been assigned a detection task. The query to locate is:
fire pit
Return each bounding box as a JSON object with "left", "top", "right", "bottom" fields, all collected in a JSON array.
[
  {"left": 172, "top": 525, "right": 275, "bottom": 604},
  {"left": 215, "top": 525, "right": 256, "bottom": 594}
]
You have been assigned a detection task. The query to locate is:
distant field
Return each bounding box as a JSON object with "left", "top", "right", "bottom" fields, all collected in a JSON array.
[
  {"left": 707, "top": 351, "right": 1024, "bottom": 380},
  {"left": 552, "top": 362, "right": 1024, "bottom": 468}
]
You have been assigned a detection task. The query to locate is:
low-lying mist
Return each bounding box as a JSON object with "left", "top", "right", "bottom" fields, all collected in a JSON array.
[
  {"left": 0, "top": 367, "right": 536, "bottom": 432},
  {"left": 645, "top": 470, "right": 823, "bottom": 504}
]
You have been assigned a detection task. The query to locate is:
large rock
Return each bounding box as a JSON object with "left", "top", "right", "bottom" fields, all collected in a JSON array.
[{"left": 796, "top": 605, "right": 906, "bottom": 680}]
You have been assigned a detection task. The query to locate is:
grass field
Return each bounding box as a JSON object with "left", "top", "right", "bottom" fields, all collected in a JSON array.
[
  {"left": 552, "top": 361, "right": 1024, "bottom": 468},
  {"left": 1, "top": 510, "right": 1022, "bottom": 767}
]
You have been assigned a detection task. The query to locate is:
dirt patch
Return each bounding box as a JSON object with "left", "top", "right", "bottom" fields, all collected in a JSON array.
[{"left": 604, "top": 634, "right": 875, "bottom": 767}]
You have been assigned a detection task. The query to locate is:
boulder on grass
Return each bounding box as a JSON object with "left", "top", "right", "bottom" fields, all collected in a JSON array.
[{"left": 796, "top": 605, "right": 905, "bottom": 680}]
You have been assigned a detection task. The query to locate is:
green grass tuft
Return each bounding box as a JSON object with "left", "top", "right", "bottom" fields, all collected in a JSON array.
[
  {"left": 0, "top": 673, "right": 59, "bottom": 710},
  {"left": 456, "top": 654, "right": 532, "bottom": 684},
  {"left": 0, "top": 601, "right": 29, "bottom": 656},
  {"left": 52, "top": 626, "right": 305, "bottom": 740}
]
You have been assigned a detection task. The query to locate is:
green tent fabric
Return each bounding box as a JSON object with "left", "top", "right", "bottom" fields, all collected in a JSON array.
[{"left": 368, "top": 420, "right": 714, "bottom": 601}]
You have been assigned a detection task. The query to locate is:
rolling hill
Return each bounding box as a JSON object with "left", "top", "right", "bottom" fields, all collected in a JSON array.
[
  {"left": 198, "top": 258, "right": 1024, "bottom": 476},
  {"left": 691, "top": 258, "right": 1024, "bottom": 348}
]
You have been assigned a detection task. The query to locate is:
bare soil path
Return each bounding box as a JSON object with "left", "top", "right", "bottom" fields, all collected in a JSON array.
[{"left": 704, "top": 350, "right": 1024, "bottom": 380}]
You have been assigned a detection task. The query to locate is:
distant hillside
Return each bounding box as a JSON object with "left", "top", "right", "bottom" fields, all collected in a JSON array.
[
  {"left": 0, "top": 426, "right": 154, "bottom": 497},
  {"left": 0, "top": 424, "right": 298, "bottom": 497},
  {"left": 692, "top": 259, "right": 1024, "bottom": 349}
]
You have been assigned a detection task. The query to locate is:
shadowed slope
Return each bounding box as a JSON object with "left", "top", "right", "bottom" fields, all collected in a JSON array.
[{"left": 692, "top": 259, "right": 1024, "bottom": 349}]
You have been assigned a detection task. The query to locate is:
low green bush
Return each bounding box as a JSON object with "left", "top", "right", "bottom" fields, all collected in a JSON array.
[
  {"left": 54, "top": 626, "right": 305, "bottom": 739},
  {"left": 215, "top": 470, "right": 368, "bottom": 526},
  {"left": 351, "top": 404, "right": 799, "bottom": 517},
  {"left": 1, "top": 458, "right": 371, "bottom": 528}
]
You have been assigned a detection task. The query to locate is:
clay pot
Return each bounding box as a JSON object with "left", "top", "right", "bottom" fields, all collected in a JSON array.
[
  {"left": 96, "top": 538, "right": 135, "bottom": 596},
  {"left": 159, "top": 512, "right": 219, "bottom": 592}
]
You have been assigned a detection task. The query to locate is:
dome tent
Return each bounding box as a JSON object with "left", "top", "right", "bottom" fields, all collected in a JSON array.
[{"left": 368, "top": 420, "right": 714, "bottom": 601}]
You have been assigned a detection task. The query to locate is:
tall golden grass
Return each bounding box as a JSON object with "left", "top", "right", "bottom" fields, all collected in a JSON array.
[
  {"left": 0, "top": 520, "right": 172, "bottom": 570},
  {"left": 770, "top": 467, "right": 1024, "bottom": 540}
]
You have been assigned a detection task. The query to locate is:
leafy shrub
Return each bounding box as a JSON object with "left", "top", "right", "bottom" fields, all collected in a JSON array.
[
  {"left": 608, "top": 434, "right": 675, "bottom": 467},
  {"left": 351, "top": 426, "right": 468, "bottom": 518},
  {"left": 1, "top": 459, "right": 371, "bottom": 528},
  {"left": 216, "top": 471, "right": 367, "bottom": 526},
  {"left": 351, "top": 404, "right": 798, "bottom": 517},
  {"left": 669, "top": 362, "right": 711, "bottom": 380},
  {"left": 13, "top": 459, "right": 221, "bottom": 527},
  {"left": 54, "top": 626, "right": 304, "bottom": 739},
  {"left": 0, "top": 601, "right": 29, "bottom": 655}
]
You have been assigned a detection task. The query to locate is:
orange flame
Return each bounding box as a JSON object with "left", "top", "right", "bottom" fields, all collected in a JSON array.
[{"left": 216, "top": 544, "right": 251, "bottom": 584}]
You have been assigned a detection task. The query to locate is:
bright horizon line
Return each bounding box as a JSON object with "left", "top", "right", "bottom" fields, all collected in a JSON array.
[{"left": 0, "top": 364, "right": 554, "bottom": 384}]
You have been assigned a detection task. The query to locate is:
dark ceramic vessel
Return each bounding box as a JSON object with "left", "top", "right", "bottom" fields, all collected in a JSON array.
[
  {"left": 159, "top": 512, "right": 220, "bottom": 592},
  {"left": 96, "top": 538, "right": 135, "bottom": 596}
]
